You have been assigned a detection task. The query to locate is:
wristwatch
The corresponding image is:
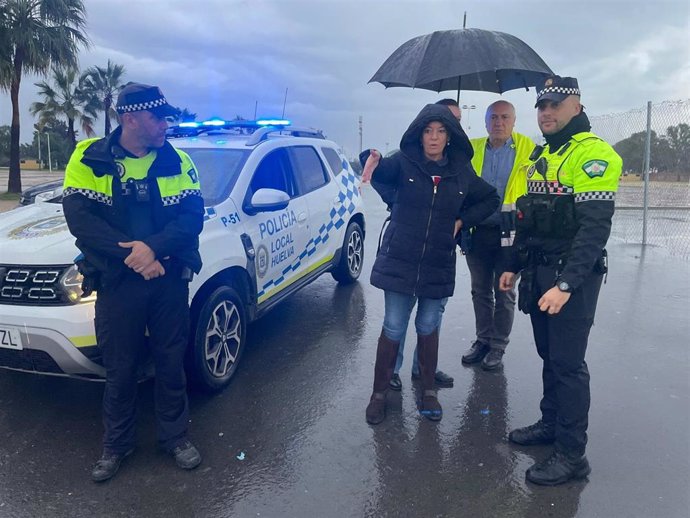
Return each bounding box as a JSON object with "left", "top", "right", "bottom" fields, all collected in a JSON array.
[{"left": 556, "top": 279, "right": 572, "bottom": 293}]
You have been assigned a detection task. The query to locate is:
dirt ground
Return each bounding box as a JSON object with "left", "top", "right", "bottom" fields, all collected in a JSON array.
[{"left": 0, "top": 199, "right": 19, "bottom": 213}]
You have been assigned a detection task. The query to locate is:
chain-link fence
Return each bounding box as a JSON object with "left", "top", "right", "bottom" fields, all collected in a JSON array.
[{"left": 590, "top": 100, "right": 690, "bottom": 260}]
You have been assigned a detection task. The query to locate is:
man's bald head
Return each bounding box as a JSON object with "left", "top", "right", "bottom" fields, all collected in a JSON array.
[{"left": 485, "top": 100, "right": 516, "bottom": 147}]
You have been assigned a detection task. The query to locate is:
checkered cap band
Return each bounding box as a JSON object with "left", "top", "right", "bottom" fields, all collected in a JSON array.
[
  {"left": 537, "top": 86, "right": 581, "bottom": 98},
  {"left": 116, "top": 97, "right": 169, "bottom": 114}
]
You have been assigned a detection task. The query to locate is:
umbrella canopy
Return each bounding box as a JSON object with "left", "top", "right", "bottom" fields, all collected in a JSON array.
[{"left": 369, "top": 28, "right": 553, "bottom": 94}]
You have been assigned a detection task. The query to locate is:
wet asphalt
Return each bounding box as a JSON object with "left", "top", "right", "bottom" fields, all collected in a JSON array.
[{"left": 0, "top": 186, "right": 688, "bottom": 517}]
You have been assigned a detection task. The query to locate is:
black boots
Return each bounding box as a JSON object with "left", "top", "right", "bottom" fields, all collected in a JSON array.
[
  {"left": 417, "top": 329, "right": 442, "bottom": 421},
  {"left": 365, "top": 331, "right": 400, "bottom": 425},
  {"left": 91, "top": 448, "right": 134, "bottom": 482},
  {"left": 508, "top": 420, "right": 556, "bottom": 445},
  {"left": 509, "top": 420, "right": 590, "bottom": 485},
  {"left": 526, "top": 449, "right": 591, "bottom": 485},
  {"left": 169, "top": 438, "right": 202, "bottom": 470},
  {"left": 481, "top": 348, "right": 504, "bottom": 371},
  {"left": 461, "top": 340, "right": 490, "bottom": 364}
]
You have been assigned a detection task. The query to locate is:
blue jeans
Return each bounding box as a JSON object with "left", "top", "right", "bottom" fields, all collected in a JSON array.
[{"left": 381, "top": 291, "right": 447, "bottom": 375}]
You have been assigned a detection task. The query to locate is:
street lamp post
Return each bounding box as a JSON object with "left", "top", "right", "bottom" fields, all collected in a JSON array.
[
  {"left": 462, "top": 104, "right": 477, "bottom": 131},
  {"left": 46, "top": 132, "right": 52, "bottom": 174},
  {"left": 37, "top": 132, "right": 42, "bottom": 169}
]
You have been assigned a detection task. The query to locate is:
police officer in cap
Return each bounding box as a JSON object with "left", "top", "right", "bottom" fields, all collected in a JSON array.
[
  {"left": 63, "top": 82, "right": 204, "bottom": 481},
  {"left": 499, "top": 76, "right": 622, "bottom": 485}
]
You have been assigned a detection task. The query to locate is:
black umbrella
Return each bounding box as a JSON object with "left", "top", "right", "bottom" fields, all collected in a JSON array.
[{"left": 369, "top": 28, "right": 553, "bottom": 96}]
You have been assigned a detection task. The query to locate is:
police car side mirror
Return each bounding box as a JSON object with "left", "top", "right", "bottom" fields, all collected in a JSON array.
[{"left": 244, "top": 188, "right": 290, "bottom": 215}]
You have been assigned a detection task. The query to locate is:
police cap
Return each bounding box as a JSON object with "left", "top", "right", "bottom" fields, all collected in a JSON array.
[
  {"left": 535, "top": 76, "right": 580, "bottom": 107},
  {"left": 116, "top": 82, "right": 178, "bottom": 117}
]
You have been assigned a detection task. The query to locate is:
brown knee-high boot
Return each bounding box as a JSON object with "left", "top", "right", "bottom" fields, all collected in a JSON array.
[
  {"left": 417, "top": 329, "right": 442, "bottom": 421},
  {"left": 365, "top": 331, "right": 400, "bottom": 425}
]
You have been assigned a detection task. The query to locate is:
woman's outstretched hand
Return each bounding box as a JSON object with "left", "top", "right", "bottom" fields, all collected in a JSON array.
[{"left": 361, "top": 149, "right": 381, "bottom": 183}]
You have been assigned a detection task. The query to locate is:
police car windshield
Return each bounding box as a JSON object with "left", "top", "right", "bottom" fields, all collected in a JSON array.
[{"left": 180, "top": 148, "right": 250, "bottom": 206}]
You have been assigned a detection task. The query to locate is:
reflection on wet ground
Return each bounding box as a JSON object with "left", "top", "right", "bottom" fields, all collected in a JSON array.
[{"left": 0, "top": 187, "right": 687, "bottom": 517}]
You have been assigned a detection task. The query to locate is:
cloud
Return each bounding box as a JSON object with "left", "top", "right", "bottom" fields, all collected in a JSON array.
[{"left": 1, "top": 0, "right": 688, "bottom": 158}]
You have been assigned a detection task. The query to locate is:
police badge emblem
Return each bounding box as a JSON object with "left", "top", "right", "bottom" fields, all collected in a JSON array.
[{"left": 116, "top": 162, "right": 126, "bottom": 178}]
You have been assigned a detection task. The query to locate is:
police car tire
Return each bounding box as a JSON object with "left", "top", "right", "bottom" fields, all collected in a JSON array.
[
  {"left": 331, "top": 222, "right": 364, "bottom": 284},
  {"left": 188, "top": 285, "right": 247, "bottom": 393}
]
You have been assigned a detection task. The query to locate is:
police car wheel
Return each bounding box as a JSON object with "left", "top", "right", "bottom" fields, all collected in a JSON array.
[
  {"left": 189, "top": 285, "right": 246, "bottom": 392},
  {"left": 331, "top": 222, "right": 364, "bottom": 284}
]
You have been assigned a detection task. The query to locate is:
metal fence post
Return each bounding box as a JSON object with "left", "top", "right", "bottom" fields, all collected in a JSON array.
[{"left": 642, "top": 101, "right": 652, "bottom": 246}]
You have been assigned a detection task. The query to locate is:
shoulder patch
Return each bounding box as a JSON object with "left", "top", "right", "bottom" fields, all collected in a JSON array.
[
  {"left": 582, "top": 160, "right": 608, "bottom": 178},
  {"left": 187, "top": 168, "right": 198, "bottom": 183}
]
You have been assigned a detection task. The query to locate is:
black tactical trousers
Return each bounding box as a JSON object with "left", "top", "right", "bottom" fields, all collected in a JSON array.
[
  {"left": 529, "top": 264, "right": 603, "bottom": 456},
  {"left": 95, "top": 269, "right": 191, "bottom": 454}
]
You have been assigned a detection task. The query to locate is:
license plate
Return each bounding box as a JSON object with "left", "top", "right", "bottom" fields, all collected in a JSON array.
[{"left": 0, "top": 326, "right": 23, "bottom": 350}]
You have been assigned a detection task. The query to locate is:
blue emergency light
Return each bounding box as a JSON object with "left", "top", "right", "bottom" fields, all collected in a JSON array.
[
  {"left": 256, "top": 119, "right": 291, "bottom": 126},
  {"left": 202, "top": 118, "right": 226, "bottom": 127}
]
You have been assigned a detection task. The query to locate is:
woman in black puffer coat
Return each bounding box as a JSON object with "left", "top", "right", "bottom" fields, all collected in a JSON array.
[{"left": 362, "top": 104, "right": 499, "bottom": 425}]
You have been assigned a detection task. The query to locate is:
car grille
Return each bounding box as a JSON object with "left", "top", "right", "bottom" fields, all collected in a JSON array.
[
  {"left": 0, "top": 265, "right": 72, "bottom": 306},
  {"left": 0, "top": 348, "right": 64, "bottom": 374}
]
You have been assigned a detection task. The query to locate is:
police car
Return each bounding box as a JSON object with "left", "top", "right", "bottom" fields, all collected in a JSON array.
[{"left": 0, "top": 119, "right": 365, "bottom": 391}]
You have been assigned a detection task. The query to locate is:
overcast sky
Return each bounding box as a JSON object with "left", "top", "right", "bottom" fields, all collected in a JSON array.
[{"left": 1, "top": 0, "right": 689, "bottom": 158}]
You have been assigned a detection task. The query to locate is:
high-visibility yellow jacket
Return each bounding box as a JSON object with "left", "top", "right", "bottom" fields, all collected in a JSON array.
[
  {"left": 63, "top": 126, "right": 204, "bottom": 286},
  {"left": 470, "top": 132, "right": 535, "bottom": 247},
  {"left": 512, "top": 131, "right": 622, "bottom": 289}
]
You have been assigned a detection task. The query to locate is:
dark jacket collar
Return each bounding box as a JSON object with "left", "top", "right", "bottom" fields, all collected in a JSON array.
[
  {"left": 81, "top": 126, "right": 182, "bottom": 178},
  {"left": 543, "top": 111, "right": 592, "bottom": 151}
]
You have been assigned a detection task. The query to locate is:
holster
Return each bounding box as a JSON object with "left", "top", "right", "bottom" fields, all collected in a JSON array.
[
  {"left": 75, "top": 257, "right": 101, "bottom": 297},
  {"left": 517, "top": 264, "right": 539, "bottom": 315}
]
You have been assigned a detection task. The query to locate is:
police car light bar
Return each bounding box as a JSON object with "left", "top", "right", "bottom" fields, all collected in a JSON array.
[
  {"left": 202, "top": 118, "right": 226, "bottom": 126},
  {"left": 256, "top": 119, "right": 291, "bottom": 126},
  {"left": 166, "top": 119, "right": 296, "bottom": 138}
]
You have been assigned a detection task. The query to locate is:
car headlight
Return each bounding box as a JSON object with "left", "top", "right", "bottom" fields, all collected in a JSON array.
[
  {"left": 35, "top": 188, "right": 61, "bottom": 203},
  {"left": 59, "top": 265, "right": 95, "bottom": 304}
]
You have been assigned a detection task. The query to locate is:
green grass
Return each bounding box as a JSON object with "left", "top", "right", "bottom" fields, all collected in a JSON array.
[{"left": 0, "top": 192, "right": 21, "bottom": 201}]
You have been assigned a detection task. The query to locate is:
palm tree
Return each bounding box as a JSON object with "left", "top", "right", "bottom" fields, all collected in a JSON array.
[
  {"left": 30, "top": 66, "right": 97, "bottom": 152},
  {"left": 0, "top": 0, "right": 88, "bottom": 193},
  {"left": 81, "top": 60, "right": 126, "bottom": 136}
]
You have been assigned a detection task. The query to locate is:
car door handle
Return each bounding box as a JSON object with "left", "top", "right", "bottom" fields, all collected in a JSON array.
[
  {"left": 297, "top": 212, "right": 307, "bottom": 223},
  {"left": 333, "top": 196, "right": 342, "bottom": 205}
]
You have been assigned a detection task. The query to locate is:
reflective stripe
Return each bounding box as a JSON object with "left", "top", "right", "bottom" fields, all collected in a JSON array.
[
  {"left": 161, "top": 188, "right": 203, "bottom": 206},
  {"left": 63, "top": 186, "right": 113, "bottom": 206},
  {"left": 575, "top": 191, "right": 615, "bottom": 202},
  {"left": 501, "top": 230, "right": 515, "bottom": 247},
  {"left": 527, "top": 180, "right": 574, "bottom": 195},
  {"left": 70, "top": 335, "right": 97, "bottom": 348}
]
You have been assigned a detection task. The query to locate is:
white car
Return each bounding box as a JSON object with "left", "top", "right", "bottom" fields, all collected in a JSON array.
[{"left": 0, "top": 119, "right": 365, "bottom": 391}]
